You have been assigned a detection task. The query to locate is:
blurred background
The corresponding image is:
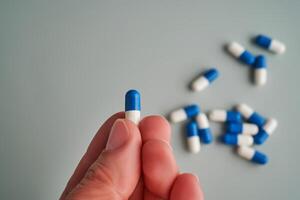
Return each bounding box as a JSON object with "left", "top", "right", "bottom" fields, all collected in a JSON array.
[{"left": 1, "top": 0, "right": 300, "bottom": 199}]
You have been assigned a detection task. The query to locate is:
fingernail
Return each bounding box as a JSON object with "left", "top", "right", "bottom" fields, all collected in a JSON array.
[
  {"left": 106, "top": 119, "right": 129, "bottom": 150},
  {"left": 192, "top": 174, "right": 200, "bottom": 183}
]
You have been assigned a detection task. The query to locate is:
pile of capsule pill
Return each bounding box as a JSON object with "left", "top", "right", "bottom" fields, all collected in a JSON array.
[
  {"left": 168, "top": 34, "right": 285, "bottom": 165},
  {"left": 228, "top": 34, "right": 286, "bottom": 86}
]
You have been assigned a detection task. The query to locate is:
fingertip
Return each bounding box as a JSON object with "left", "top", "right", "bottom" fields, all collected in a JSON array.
[
  {"left": 170, "top": 173, "right": 204, "bottom": 200},
  {"left": 100, "top": 112, "right": 125, "bottom": 128},
  {"left": 139, "top": 115, "right": 171, "bottom": 143},
  {"left": 177, "top": 173, "right": 200, "bottom": 183},
  {"left": 86, "top": 112, "right": 126, "bottom": 154},
  {"left": 113, "top": 111, "right": 126, "bottom": 118}
]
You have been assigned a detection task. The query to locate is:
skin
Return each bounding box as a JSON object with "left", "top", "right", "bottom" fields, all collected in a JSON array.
[{"left": 60, "top": 112, "right": 204, "bottom": 200}]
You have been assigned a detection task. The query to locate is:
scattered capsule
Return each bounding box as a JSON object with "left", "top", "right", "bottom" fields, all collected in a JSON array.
[
  {"left": 169, "top": 105, "right": 200, "bottom": 123},
  {"left": 254, "top": 118, "right": 278, "bottom": 145},
  {"left": 196, "top": 113, "right": 213, "bottom": 144},
  {"left": 209, "top": 110, "right": 242, "bottom": 123},
  {"left": 191, "top": 68, "right": 219, "bottom": 92},
  {"left": 236, "top": 103, "right": 266, "bottom": 127},
  {"left": 186, "top": 121, "right": 201, "bottom": 153},
  {"left": 125, "top": 89, "right": 141, "bottom": 124},
  {"left": 237, "top": 146, "right": 268, "bottom": 165},
  {"left": 227, "top": 42, "right": 255, "bottom": 65},
  {"left": 255, "top": 34, "right": 286, "bottom": 54},
  {"left": 253, "top": 55, "right": 267, "bottom": 86},
  {"left": 222, "top": 134, "right": 254, "bottom": 146},
  {"left": 227, "top": 122, "right": 259, "bottom": 135}
]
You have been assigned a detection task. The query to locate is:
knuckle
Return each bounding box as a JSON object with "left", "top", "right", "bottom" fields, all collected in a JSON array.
[{"left": 84, "top": 158, "right": 114, "bottom": 186}]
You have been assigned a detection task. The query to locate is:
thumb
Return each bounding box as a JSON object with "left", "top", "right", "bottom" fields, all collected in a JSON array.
[{"left": 66, "top": 119, "right": 142, "bottom": 200}]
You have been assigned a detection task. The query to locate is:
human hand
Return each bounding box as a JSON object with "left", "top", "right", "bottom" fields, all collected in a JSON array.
[{"left": 60, "top": 112, "right": 204, "bottom": 200}]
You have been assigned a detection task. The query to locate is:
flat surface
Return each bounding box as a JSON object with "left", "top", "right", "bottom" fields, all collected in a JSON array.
[{"left": 1, "top": 0, "right": 299, "bottom": 199}]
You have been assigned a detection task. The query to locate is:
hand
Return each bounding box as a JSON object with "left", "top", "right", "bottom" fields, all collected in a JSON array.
[{"left": 60, "top": 112, "right": 204, "bottom": 200}]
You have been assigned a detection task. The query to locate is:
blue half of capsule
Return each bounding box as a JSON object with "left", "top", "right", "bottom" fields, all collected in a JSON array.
[
  {"left": 255, "top": 34, "right": 272, "bottom": 49},
  {"left": 198, "top": 128, "right": 213, "bottom": 144},
  {"left": 252, "top": 150, "right": 268, "bottom": 164},
  {"left": 226, "top": 122, "right": 243, "bottom": 133},
  {"left": 222, "top": 134, "right": 238, "bottom": 145},
  {"left": 227, "top": 111, "right": 242, "bottom": 123},
  {"left": 125, "top": 89, "right": 141, "bottom": 111},
  {"left": 203, "top": 68, "right": 219, "bottom": 83},
  {"left": 184, "top": 105, "right": 200, "bottom": 118},
  {"left": 254, "top": 129, "right": 269, "bottom": 145},
  {"left": 240, "top": 50, "right": 255, "bottom": 65},
  {"left": 248, "top": 112, "right": 266, "bottom": 127},
  {"left": 186, "top": 121, "right": 198, "bottom": 137},
  {"left": 253, "top": 55, "right": 267, "bottom": 69}
]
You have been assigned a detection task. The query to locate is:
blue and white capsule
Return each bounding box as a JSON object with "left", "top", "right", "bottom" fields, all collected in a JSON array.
[
  {"left": 253, "top": 55, "right": 267, "bottom": 86},
  {"left": 227, "top": 42, "right": 255, "bottom": 65},
  {"left": 254, "top": 118, "right": 278, "bottom": 145},
  {"left": 209, "top": 110, "right": 242, "bottom": 123},
  {"left": 169, "top": 104, "right": 200, "bottom": 123},
  {"left": 186, "top": 121, "right": 201, "bottom": 153},
  {"left": 237, "top": 146, "right": 268, "bottom": 165},
  {"left": 236, "top": 103, "right": 266, "bottom": 127},
  {"left": 255, "top": 34, "right": 286, "bottom": 54},
  {"left": 125, "top": 89, "right": 141, "bottom": 124},
  {"left": 191, "top": 68, "right": 219, "bottom": 92},
  {"left": 226, "top": 122, "right": 259, "bottom": 135},
  {"left": 196, "top": 113, "right": 213, "bottom": 144},
  {"left": 222, "top": 134, "right": 254, "bottom": 146}
]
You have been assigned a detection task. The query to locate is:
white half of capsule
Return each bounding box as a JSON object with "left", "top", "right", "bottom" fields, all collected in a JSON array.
[
  {"left": 242, "top": 123, "right": 259, "bottom": 135},
  {"left": 269, "top": 40, "right": 286, "bottom": 54},
  {"left": 196, "top": 113, "right": 210, "bottom": 129},
  {"left": 236, "top": 103, "right": 254, "bottom": 119},
  {"left": 169, "top": 109, "right": 187, "bottom": 123},
  {"left": 254, "top": 68, "right": 267, "bottom": 86},
  {"left": 237, "top": 146, "right": 255, "bottom": 160},
  {"left": 187, "top": 136, "right": 201, "bottom": 154},
  {"left": 237, "top": 135, "right": 254, "bottom": 146},
  {"left": 125, "top": 111, "right": 141, "bottom": 124},
  {"left": 228, "top": 42, "right": 245, "bottom": 57},
  {"left": 209, "top": 110, "right": 227, "bottom": 122},
  {"left": 191, "top": 76, "right": 210, "bottom": 92},
  {"left": 263, "top": 118, "right": 278, "bottom": 135}
]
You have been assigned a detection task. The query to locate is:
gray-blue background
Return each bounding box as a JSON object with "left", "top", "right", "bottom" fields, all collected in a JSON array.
[{"left": 1, "top": 0, "right": 299, "bottom": 199}]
